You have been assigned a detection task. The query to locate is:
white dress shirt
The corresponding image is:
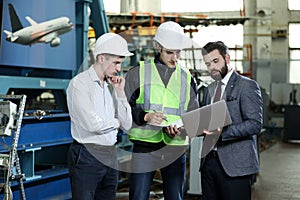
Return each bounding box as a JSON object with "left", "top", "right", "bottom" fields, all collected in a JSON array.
[
  {"left": 220, "top": 69, "right": 233, "bottom": 97},
  {"left": 211, "top": 69, "right": 233, "bottom": 150},
  {"left": 67, "top": 66, "right": 132, "bottom": 145},
  {"left": 212, "top": 69, "right": 234, "bottom": 103}
]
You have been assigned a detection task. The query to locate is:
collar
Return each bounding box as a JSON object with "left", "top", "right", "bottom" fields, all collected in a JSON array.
[
  {"left": 221, "top": 68, "right": 234, "bottom": 86},
  {"left": 88, "top": 65, "right": 107, "bottom": 87},
  {"left": 154, "top": 55, "right": 177, "bottom": 70}
]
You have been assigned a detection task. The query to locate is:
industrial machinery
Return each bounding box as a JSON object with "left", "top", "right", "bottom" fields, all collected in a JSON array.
[
  {"left": 0, "top": 100, "right": 17, "bottom": 137},
  {"left": 0, "top": 0, "right": 109, "bottom": 199},
  {"left": 0, "top": 95, "right": 26, "bottom": 200}
]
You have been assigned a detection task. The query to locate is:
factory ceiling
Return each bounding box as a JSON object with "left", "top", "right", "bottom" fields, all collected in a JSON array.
[{"left": 106, "top": 12, "right": 249, "bottom": 30}]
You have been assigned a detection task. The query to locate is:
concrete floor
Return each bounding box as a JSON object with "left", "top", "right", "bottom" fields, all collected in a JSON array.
[
  {"left": 117, "top": 140, "right": 300, "bottom": 200},
  {"left": 252, "top": 141, "right": 300, "bottom": 200}
]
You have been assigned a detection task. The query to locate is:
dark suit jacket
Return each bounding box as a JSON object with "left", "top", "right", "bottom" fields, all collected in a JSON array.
[{"left": 200, "top": 70, "right": 263, "bottom": 177}]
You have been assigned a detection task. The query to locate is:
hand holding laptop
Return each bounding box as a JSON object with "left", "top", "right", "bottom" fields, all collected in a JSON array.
[
  {"left": 181, "top": 100, "right": 232, "bottom": 138},
  {"left": 203, "top": 127, "right": 222, "bottom": 136}
]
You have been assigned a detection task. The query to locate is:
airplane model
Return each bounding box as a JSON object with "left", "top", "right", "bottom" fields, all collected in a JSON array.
[{"left": 3, "top": 3, "right": 73, "bottom": 47}]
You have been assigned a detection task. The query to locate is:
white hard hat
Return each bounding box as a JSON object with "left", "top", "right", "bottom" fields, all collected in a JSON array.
[
  {"left": 93, "top": 33, "right": 134, "bottom": 57},
  {"left": 153, "top": 21, "right": 191, "bottom": 50}
]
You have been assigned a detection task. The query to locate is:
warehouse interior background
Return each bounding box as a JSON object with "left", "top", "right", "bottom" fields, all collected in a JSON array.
[{"left": 0, "top": 0, "right": 300, "bottom": 199}]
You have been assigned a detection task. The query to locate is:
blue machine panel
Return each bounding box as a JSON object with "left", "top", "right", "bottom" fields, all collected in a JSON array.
[
  {"left": 0, "top": 119, "right": 72, "bottom": 151},
  {"left": 1, "top": 175, "right": 71, "bottom": 200},
  {"left": 0, "top": 0, "right": 76, "bottom": 71}
]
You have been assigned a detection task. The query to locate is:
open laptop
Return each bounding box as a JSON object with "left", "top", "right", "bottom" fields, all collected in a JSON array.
[{"left": 181, "top": 100, "right": 232, "bottom": 138}]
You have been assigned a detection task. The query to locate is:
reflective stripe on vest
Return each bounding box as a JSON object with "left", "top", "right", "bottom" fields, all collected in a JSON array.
[{"left": 129, "top": 58, "right": 191, "bottom": 145}]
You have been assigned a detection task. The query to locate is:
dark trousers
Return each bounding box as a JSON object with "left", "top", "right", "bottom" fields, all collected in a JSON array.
[
  {"left": 129, "top": 151, "right": 186, "bottom": 200},
  {"left": 68, "top": 142, "right": 119, "bottom": 200},
  {"left": 201, "top": 151, "right": 253, "bottom": 200}
]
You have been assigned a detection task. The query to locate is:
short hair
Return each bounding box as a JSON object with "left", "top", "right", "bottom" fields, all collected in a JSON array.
[{"left": 201, "top": 41, "right": 229, "bottom": 59}]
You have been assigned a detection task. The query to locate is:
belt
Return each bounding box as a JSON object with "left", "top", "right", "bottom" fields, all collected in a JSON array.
[
  {"left": 73, "top": 140, "right": 115, "bottom": 149},
  {"left": 206, "top": 150, "right": 218, "bottom": 159}
]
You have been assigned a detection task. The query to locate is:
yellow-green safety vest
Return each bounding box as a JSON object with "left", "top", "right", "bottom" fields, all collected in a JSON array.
[{"left": 128, "top": 58, "right": 192, "bottom": 145}]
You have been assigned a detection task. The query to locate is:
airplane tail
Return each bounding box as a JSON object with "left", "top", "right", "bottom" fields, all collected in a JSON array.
[
  {"left": 4, "top": 30, "right": 19, "bottom": 42},
  {"left": 8, "top": 3, "right": 23, "bottom": 32}
]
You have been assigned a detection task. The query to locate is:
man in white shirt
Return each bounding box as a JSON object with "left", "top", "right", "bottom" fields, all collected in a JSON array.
[{"left": 66, "top": 33, "right": 133, "bottom": 200}]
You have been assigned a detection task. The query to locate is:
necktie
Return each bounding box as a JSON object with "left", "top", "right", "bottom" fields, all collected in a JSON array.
[{"left": 213, "top": 81, "right": 222, "bottom": 102}]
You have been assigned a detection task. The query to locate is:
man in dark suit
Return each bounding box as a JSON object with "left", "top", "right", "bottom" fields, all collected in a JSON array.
[{"left": 200, "top": 41, "right": 263, "bottom": 200}]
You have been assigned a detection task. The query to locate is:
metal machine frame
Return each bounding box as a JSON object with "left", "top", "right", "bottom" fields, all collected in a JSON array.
[{"left": 0, "top": 95, "right": 27, "bottom": 200}]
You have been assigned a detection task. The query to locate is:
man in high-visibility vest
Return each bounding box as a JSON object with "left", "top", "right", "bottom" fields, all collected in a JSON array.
[{"left": 125, "top": 21, "right": 199, "bottom": 200}]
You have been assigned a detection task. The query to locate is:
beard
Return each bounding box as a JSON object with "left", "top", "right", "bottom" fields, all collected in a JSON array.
[{"left": 211, "top": 61, "right": 228, "bottom": 81}]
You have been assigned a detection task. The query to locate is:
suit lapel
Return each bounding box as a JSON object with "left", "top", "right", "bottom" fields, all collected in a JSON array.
[
  {"left": 224, "top": 71, "right": 240, "bottom": 100},
  {"left": 205, "top": 71, "right": 241, "bottom": 104}
]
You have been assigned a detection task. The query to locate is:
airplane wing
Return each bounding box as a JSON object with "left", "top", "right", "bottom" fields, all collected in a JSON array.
[
  {"left": 25, "top": 16, "right": 38, "bottom": 26},
  {"left": 4, "top": 30, "right": 19, "bottom": 42}
]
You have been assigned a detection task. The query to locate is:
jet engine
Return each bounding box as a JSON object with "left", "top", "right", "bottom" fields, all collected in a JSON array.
[{"left": 50, "top": 37, "right": 61, "bottom": 47}]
